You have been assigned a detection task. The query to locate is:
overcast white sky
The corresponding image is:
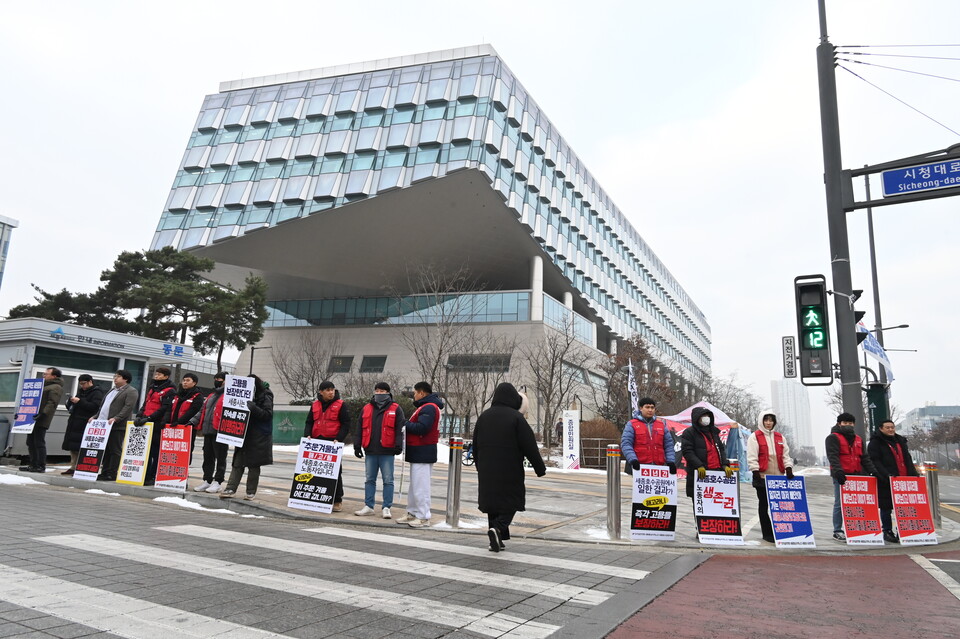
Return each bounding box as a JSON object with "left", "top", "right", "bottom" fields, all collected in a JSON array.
[{"left": 2, "top": 1, "right": 958, "bottom": 451}]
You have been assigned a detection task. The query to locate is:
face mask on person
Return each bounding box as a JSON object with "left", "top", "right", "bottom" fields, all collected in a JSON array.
[
  {"left": 699, "top": 415, "right": 711, "bottom": 427},
  {"left": 373, "top": 393, "right": 391, "bottom": 408},
  {"left": 213, "top": 379, "right": 224, "bottom": 389}
]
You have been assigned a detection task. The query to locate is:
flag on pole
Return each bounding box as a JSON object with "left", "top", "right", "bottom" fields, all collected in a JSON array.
[
  {"left": 627, "top": 358, "right": 640, "bottom": 416},
  {"left": 856, "top": 322, "right": 895, "bottom": 381}
]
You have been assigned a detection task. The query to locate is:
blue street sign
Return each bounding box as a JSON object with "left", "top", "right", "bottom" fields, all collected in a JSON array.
[{"left": 881, "top": 159, "right": 960, "bottom": 197}]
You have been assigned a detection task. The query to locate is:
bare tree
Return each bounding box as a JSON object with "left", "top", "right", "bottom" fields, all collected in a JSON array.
[
  {"left": 339, "top": 370, "right": 406, "bottom": 401},
  {"left": 270, "top": 332, "right": 344, "bottom": 403},
  {"left": 591, "top": 335, "right": 678, "bottom": 430},
  {"left": 696, "top": 372, "right": 765, "bottom": 427}
]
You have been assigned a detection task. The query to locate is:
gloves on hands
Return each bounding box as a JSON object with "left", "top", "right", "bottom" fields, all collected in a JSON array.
[
  {"left": 786, "top": 467, "right": 795, "bottom": 480},
  {"left": 723, "top": 466, "right": 734, "bottom": 478},
  {"left": 667, "top": 462, "right": 677, "bottom": 475},
  {"left": 696, "top": 466, "right": 707, "bottom": 480},
  {"left": 833, "top": 469, "right": 847, "bottom": 485},
  {"left": 354, "top": 447, "right": 364, "bottom": 459},
  {"left": 631, "top": 460, "right": 641, "bottom": 471},
  {"left": 133, "top": 417, "right": 147, "bottom": 427},
  {"left": 752, "top": 470, "right": 763, "bottom": 489}
]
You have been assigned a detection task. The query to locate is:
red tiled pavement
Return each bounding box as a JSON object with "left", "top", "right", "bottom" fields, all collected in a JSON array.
[{"left": 608, "top": 554, "right": 959, "bottom": 639}]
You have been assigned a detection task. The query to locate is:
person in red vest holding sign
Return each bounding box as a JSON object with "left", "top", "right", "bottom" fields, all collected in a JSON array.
[
  {"left": 621, "top": 397, "right": 677, "bottom": 475},
  {"left": 163, "top": 373, "right": 205, "bottom": 465},
  {"left": 353, "top": 382, "right": 405, "bottom": 519},
  {"left": 868, "top": 419, "right": 919, "bottom": 544},
  {"left": 190, "top": 372, "right": 227, "bottom": 493},
  {"left": 826, "top": 412, "right": 877, "bottom": 541},
  {"left": 679, "top": 406, "right": 733, "bottom": 503},
  {"left": 304, "top": 380, "right": 351, "bottom": 512},
  {"left": 396, "top": 381, "right": 444, "bottom": 528},
  {"left": 747, "top": 409, "right": 795, "bottom": 543}
]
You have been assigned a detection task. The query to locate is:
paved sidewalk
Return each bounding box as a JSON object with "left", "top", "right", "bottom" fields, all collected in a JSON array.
[{"left": 5, "top": 450, "right": 957, "bottom": 554}]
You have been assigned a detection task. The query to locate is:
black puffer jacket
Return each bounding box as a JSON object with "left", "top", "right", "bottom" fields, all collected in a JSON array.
[
  {"left": 679, "top": 407, "right": 727, "bottom": 497},
  {"left": 62, "top": 384, "right": 105, "bottom": 451},
  {"left": 473, "top": 383, "right": 546, "bottom": 513},
  {"left": 241, "top": 386, "right": 274, "bottom": 467},
  {"left": 868, "top": 432, "right": 919, "bottom": 510}
]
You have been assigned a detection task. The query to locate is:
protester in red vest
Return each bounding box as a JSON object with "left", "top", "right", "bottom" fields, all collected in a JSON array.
[
  {"left": 396, "top": 381, "right": 444, "bottom": 528},
  {"left": 826, "top": 412, "right": 877, "bottom": 541},
  {"left": 190, "top": 372, "right": 227, "bottom": 493},
  {"left": 868, "top": 419, "right": 919, "bottom": 544},
  {"left": 747, "top": 409, "right": 795, "bottom": 543},
  {"left": 679, "top": 407, "right": 733, "bottom": 502},
  {"left": 621, "top": 397, "right": 676, "bottom": 475},
  {"left": 303, "top": 380, "right": 351, "bottom": 511},
  {"left": 353, "top": 382, "right": 404, "bottom": 519},
  {"left": 135, "top": 366, "right": 177, "bottom": 486}
]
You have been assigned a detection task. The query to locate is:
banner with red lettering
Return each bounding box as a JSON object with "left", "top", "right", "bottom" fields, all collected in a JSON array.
[
  {"left": 840, "top": 476, "right": 883, "bottom": 545},
  {"left": 694, "top": 471, "right": 743, "bottom": 545},
  {"left": 216, "top": 375, "right": 253, "bottom": 447},
  {"left": 288, "top": 438, "right": 344, "bottom": 513},
  {"left": 74, "top": 420, "right": 113, "bottom": 481},
  {"left": 155, "top": 426, "right": 191, "bottom": 492},
  {"left": 891, "top": 476, "right": 937, "bottom": 546},
  {"left": 765, "top": 475, "right": 815, "bottom": 548},
  {"left": 630, "top": 464, "right": 678, "bottom": 541},
  {"left": 12, "top": 377, "right": 44, "bottom": 434}
]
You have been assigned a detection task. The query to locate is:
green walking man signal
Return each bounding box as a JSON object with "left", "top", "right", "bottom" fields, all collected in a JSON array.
[{"left": 794, "top": 274, "right": 834, "bottom": 386}]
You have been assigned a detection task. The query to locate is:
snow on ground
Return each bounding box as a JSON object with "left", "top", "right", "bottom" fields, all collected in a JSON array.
[
  {"left": 84, "top": 489, "right": 120, "bottom": 496},
  {"left": 153, "top": 495, "right": 238, "bottom": 515},
  {"left": 0, "top": 473, "right": 45, "bottom": 486},
  {"left": 796, "top": 467, "right": 830, "bottom": 476}
]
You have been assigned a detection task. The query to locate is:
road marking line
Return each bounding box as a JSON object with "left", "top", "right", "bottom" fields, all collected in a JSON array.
[
  {"left": 158, "top": 524, "right": 611, "bottom": 605},
  {"left": 36, "top": 534, "right": 560, "bottom": 638},
  {"left": 303, "top": 526, "right": 649, "bottom": 580},
  {"left": 0, "top": 561, "right": 293, "bottom": 638},
  {"left": 929, "top": 558, "right": 960, "bottom": 563},
  {"left": 910, "top": 554, "right": 960, "bottom": 602}
]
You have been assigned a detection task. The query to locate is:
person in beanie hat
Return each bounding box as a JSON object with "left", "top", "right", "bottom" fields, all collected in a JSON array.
[{"left": 826, "top": 412, "right": 877, "bottom": 541}]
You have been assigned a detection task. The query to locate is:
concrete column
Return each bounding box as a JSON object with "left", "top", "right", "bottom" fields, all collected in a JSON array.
[
  {"left": 530, "top": 256, "right": 544, "bottom": 321},
  {"left": 563, "top": 291, "right": 573, "bottom": 309}
]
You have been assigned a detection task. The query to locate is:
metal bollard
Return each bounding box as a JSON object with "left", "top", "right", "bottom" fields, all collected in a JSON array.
[
  {"left": 923, "top": 461, "right": 941, "bottom": 529},
  {"left": 445, "top": 437, "right": 463, "bottom": 528},
  {"left": 606, "top": 444, "right": 621, "bottom": 540}
]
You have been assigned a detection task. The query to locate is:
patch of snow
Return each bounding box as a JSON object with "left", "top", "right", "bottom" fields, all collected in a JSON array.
[
  {"left": 84, "top": 489, "right": 120, "bottom": 496},
  {"left": 0, "top": 474, "right": 45, "bottom": 486},
  {"left": 153, "top": 496, "right": 238, "bottom": 514}
]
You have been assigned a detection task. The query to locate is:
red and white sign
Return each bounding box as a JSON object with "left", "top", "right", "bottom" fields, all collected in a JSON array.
[
  {"left": 694, "top": 471, "right": 743, "bottom": 545},
  {"left": 840, "top": 476, "right": 883, "bottom": 545},
  {"left": 74, "top": 420, "right": 113, "bottom": 481},
  {"left": 891, "top": 476, "right": 937, "bottom": 546},
  {"left": 155, "top": 426, "right": 191, "bottom": 492}
]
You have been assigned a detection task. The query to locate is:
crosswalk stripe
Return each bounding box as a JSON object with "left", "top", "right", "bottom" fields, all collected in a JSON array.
[
  {"left": 158, "top": 524, "right": 612, "bottom": 605},
  {"left": 0, "top": 562, "right": 293, "bottom": 638},
  {"left": 910, "top": 555, "right": 960, "bottom": 602},
  {"left": 303, "top": 526, "right": 650, "bottom": 580},
  {"left": 37, "top": 534, "right": 560, "bottom": 638}
]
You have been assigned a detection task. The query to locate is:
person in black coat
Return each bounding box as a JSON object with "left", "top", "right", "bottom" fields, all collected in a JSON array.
[
  {"left": 61, "top": 374, "right": 104, "bottom": 475},
  {"left": 221, "top": 375, "right": 273, "bottom": 500},
  {"left": 868, "top": 419, "right": 919, "bottom": 544},
  {"left": 679, "top": 406, "right": 732, "bottom": 500},
  {"left": 473, "top": 382, "right": 546, "bottom": 552}
]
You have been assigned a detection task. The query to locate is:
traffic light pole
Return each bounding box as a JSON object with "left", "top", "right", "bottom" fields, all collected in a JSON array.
[{"left": 816, "top": 1, "right": 866, "bottom": 436}]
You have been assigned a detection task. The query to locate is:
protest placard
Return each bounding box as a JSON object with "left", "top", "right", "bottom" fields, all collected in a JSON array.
[
  {"left": 288, "top": 438, "right": 344, "bottom": 513},
  {"left": 765, "top": 475, "right": 815, "bottom": 548},
  {"left": 217, "top": 375, "right": 254, "bottom": 447},
  {"left": 117, "top": 422, "right": 152, "bottom": 486},
  {"left": 155, "top": 426, "right": 191, "bottom": 492},
  {"left": 891, "top": 476, "right": 937, "bottom": 546},
  {"left": 694, "top": 470, "right": 743, "bottom": 545},
  {"left": 11, "top": 377, "right": 44, "bottom": 434},
  {"left": 74, "top": 420, "right": 113, "bottom": 481},
  {"left": 840, "top": 476, "right": 883, "bottom": 545},
  {"left": 630, "top": 464, "right": 678, "bottom": 541}
]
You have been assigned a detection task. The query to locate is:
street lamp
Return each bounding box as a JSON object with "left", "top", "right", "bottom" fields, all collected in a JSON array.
[
  {"left": 869, "top": 324, "right": 909, "bottom": 333},
  {"left": 248, "top": 345, "right": 272, "bottom": 376}
]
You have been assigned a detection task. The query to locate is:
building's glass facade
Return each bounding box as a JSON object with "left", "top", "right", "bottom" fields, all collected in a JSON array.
[
  {"left": 0, "top": 215, "right": 18, "bottom": 292},
  {"left": 152, "top": 46, "right": 711, "bottom": 381}
]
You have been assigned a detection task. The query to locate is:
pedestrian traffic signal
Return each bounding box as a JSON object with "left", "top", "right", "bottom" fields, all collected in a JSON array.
[{"left": 794, "top": 275, "right": 834, "bottom": 386}]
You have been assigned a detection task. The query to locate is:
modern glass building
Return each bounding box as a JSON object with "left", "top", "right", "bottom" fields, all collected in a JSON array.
[
  {"left": 151, "top": 45, "right": 711, "bottom": 402},
  {"left": 0, "top": 215, "right": 18, "bottom": 292}
]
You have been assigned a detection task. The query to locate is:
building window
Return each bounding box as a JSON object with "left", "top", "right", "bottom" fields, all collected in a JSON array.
[
  {"left": 446, "top": 354, "right": 511, "bottom": 373},
  {"left": 329, "top": 356, "right": 353, "bottom": 373},
  {"left": 359, "top": 356, "right": 387, "bottom": 373}
]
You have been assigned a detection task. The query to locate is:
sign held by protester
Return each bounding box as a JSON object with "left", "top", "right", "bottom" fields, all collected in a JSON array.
[
  {"left": 155, "top": 426, "right": 191, "bottom": 492},
  {"left": 694, "top": 471, "right": 743, "bottom": 545},
  {"left": 841, "top": 476, "right": 883, "bottom": 545},
  {"left": 765, "top": 475, "right": 815, "bottom": 548},
  {"left": 288, "top": 438, "right": 344, "bottom": 513},
  {"left": 117, "top": 422, "right": 152, "bottom": 486},
  {"left": 630, "top": 464, "right": 678, "bottom": 541},
  {"left": 217, "top": 375, "right": 254, "bottom": 447},
  {"left": 562, "top": 409, "right": 580, "bottom": 470},
  {"left": 891, "top": 476, "right": 937, "bottom": 546},
  {"left": 12, "top": 377, "right": 44, "bottom": 434},
  {"left": 74, "top": 420, "right": 113, "bottom": 481}
]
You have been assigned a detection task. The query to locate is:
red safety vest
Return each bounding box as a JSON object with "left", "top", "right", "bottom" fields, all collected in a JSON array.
[
  {"left": 143, "top": 384, "right": 175, "bottom": 417},
  {"left": 168, "top": 390, "right": 203, "bottom": 429},
  {"left": 310, "top": 399, "right": 343, "bottom": 439},
  {"left": 629, "top": 418, "right": 666, "bottom": 465},
  {"left": 755, "top": 430, "right": 786, "bottom": 473},
  {"left": 407, "top": 403, "right": 440, "bottom": 446},
  {"left": 835, "top": 433, "right": 863, "bottom": 473},
  {"left": 360, "top": 403, "right": 399, "bottom": 448}
]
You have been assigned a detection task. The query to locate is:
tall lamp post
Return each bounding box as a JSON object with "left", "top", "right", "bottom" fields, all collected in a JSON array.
[{"left": 248, "top": 345, "right": 272, "bottom": 376}]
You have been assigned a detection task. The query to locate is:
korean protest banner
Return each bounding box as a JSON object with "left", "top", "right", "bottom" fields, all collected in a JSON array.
[
  {"left": 562, "top": 409, "right": 580, "bottom": 470},
  {"left": 891, "top": 476, "right": 937, "bottom": 546},
  {"left": 630, "top": 464, "right": 678, "bottom": 541},
  {"left": 694, "top": 470, "right": 743, "bottom": 545},
  {"left": 117, "top": 422, "right": 152, "bottom": 486},
  {"left": 288, "top": 438, "right": 344, "bottom": 513},
  {"left": 765, "top": 475, "right": 815, "bottom": 548},
  {"left": 155, "top": 426, "right": 191, "bottom": 492},
  {"left": 217, "top": 375, "right": 254, "bottom": 447},
  {"left": 74, "top": 420, "right": 113, "bottom": 481},
  {"left": 840, "top": 475, "right": 883, "bottom": 545},
  {"left": 12, "top": 377, "right": 44, "bottom": 434}
]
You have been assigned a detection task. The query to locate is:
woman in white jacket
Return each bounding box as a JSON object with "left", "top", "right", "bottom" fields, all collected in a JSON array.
[{"left": 747, "top": 409, "right": 795, "bottom": 543}]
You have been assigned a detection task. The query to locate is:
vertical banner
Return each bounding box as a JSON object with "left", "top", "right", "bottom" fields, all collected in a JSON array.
[
  {"left": 217, "top": 375, "right": 254, "bottom": 447},
  {"left": 117, "top": 422, "right": 152, "bottom": 486},
  {"left": 765, "top": 475, "right": 815, "bottom": 548},
  {"left": 11, "top": 377, "right": 44, "bottom": 434},
  {"left": 74, "top": 420, "right": 113, "bottom": 481},
  {"left": 155, "top": 426, "right": 191, "bottom": 492},
  {"left": 630, "top": 464, "right": 678, "bottom": 541},
  {"left": 840, "top": 476, "right": 883, "bottom": 545},
  {"left": 562, "top": 409, "right": 580, "bottom": 470},
  {"left": 891, "top": 476, "right": 937, "bottom": 546},
  {"left": 288, "top": 438, "right": 344, "bottom": 513},
  {"left": 694, "top": 471, "right": 743, "bottom": 545}
]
